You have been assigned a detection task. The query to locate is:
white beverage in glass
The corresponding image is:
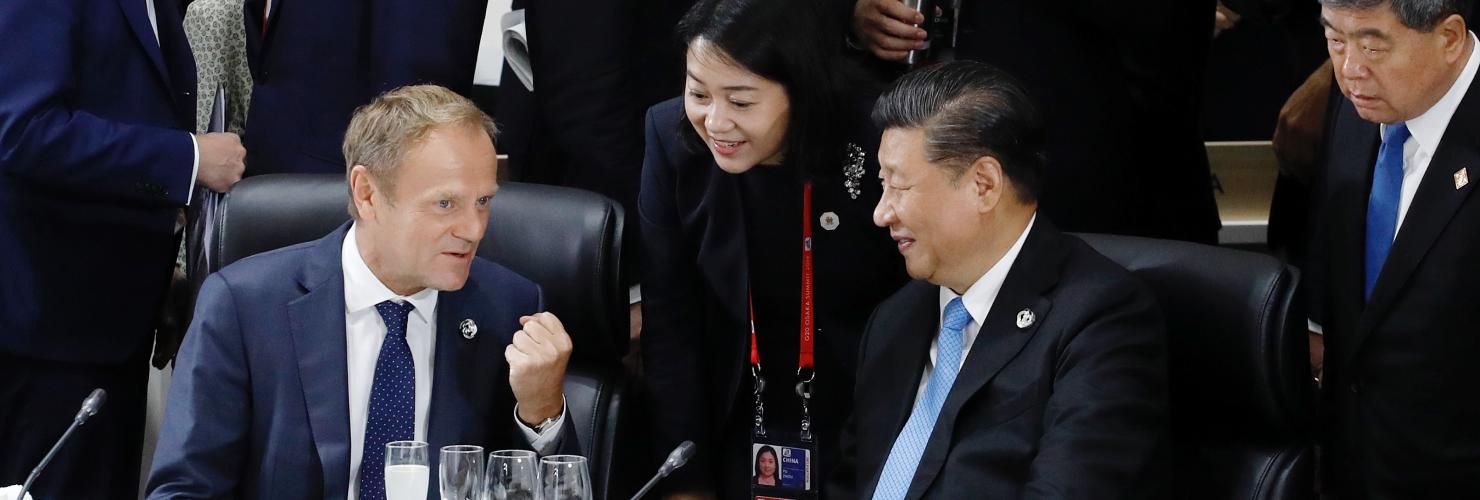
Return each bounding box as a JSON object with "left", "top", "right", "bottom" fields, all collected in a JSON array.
[{"left": 383, "top": 464, "right": 429, "bottom": 500}]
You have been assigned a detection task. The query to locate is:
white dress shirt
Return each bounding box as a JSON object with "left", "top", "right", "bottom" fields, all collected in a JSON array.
[
  {"left": 143, "top": 0, "right": 201, "bottom": 204},
  {"left": 1309, "top": 32, "right": 1478, "bottom": 335},
  {"left": 915, "top": 215, "right": 1037, "bottom": 403},
  {"left": 342, "top": 225, "right": 563, "bottom": 500}
]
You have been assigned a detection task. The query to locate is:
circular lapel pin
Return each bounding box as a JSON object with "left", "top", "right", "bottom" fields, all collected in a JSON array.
[
  {"left": 1015, "top": 309, "right": 1035, "bottom": 329},
  {"left": 820, "top": 211, "right": 840, "bottom": 231},
  {"left": 459, "top": 319, "right": 478, "bottom": 339}
]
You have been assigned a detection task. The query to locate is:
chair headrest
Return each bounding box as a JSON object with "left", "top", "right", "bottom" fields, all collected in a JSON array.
[
  {"left": 1075, "top": 233, "right": 1313, "bottom": 441},
  {"left": 212, "top": 174, "right": 627, "bottom": 361}
]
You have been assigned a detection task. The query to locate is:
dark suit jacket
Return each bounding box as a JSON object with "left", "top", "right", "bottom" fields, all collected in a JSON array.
[
  {"left": 146, "top": 224, "right": 575, "bottom": 499},
  {"left": 1314, "top": 74, "right": 1480, "bottom": 498},
  {"left": 240, "top": 0, "right": 487, "bottom": 174},
  {"left": 638, "top": 98, "right": 909, "bottom": 492},
  {"left": 0, "top": 0, "right": 197, "bottom": 364},
  {"left": 952, "top": 0, "right": 1219, "bottom": 243},
  {"left": 828, "top": 221, "right": 1171, "bottom": 499}
]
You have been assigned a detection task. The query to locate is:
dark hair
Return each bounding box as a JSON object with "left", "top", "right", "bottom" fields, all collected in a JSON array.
[
  {"left": 754, "top": 445, "right": 778, "bottom": 477},
  {"left": 675, "top": 0, "right": 849, "bottom": 178},
  {"left": 1319, "top": 0, "right": 1470, "bottom": 31},
  {"left": 872, "top": 61, "right": 1047, "bottom": 203}
]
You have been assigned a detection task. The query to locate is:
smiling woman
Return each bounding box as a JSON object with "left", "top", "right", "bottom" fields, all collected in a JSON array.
[{"left": 636, "top": 0, "right": 911, "bottom": 498}]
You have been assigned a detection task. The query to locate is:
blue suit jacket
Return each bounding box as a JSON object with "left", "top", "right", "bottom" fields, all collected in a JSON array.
[
  {"left": 240, "top": 0, "right": 488, "bottom": 175},
  {"left": 0, "top": 0, "right": 197, "bottom": 363},
  {"left": 147, "top": 224, "right": 571, "bottom": 499}
]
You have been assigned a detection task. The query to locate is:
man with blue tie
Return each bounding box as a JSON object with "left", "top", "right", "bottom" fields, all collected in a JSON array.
[
  {"left": 0, "top": 0, "right": 246, "bottom": 497},
  {"left": 1310, "top": 0, "right": 1480, "bottom": 496},
  {"left": 826, "top": 61, "right": 1172, "bottom": 499},
  {"left": 146, "top": 85, "right": 575, "bottom": 499}
]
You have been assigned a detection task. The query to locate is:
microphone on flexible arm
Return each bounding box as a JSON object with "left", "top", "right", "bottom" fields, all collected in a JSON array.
[
  {"left": 630, "top": 440, "right": 697, "bottom": 500},
  {"left": 17, "top": 389, "right": 107, "bottom": 500}
]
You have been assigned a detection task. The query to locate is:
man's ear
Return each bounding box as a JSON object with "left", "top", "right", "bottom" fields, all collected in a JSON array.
[
  {"left": 970, "top": 155, "right": 1005, "bottom": 214},
  {"left": 1441, "top": 13, "right": 1470, "bottom": 64},
  {"left": 349, "top": 165, "right": 378, "bottom": 222}
]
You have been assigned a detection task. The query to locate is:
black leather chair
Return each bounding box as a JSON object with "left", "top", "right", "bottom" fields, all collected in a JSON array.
[
  {"left": 206, "top": 173, "right": 629, "bottom": 498},
  {"left": 1075, "top": 233, "right": 1315, "bottom": 500}
]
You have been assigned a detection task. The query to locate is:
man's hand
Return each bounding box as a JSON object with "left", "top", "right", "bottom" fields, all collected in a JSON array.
[
  {"left": 1214, "top": 2, "right": 1241, "bottom": 37},
  {"left": 195, "top": 132, "right": 246, "bottom": 193},
  {"left": 1273, "top": 61, "right": 1334, "bottom": 184},
  {"left": 507, "top": 312, "right": 573, "bottom": 425},
  {"left": 852, "top": 0, "right": 927, "bottom": 62}
]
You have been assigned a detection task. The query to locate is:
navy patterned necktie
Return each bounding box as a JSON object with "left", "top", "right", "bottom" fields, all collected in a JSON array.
[{"left": 359, "top": 300, "right": 417, "bottom": 500}]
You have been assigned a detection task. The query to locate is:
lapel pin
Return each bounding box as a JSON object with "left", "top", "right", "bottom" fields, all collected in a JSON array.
[
  {"left": 820, "top": 211, "right": 840, "bottom": 231},
  {"left": 1455, "top": 168, "right": 1469, "bottom": 190},
  {"left": 459, "top": 319, "right": 478, "bottom": 339},
  {"left": 1015, "top": 309, "right": 1035, "bottom": 329}
]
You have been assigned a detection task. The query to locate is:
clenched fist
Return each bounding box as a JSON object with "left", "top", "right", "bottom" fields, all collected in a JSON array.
[{"left": 507, "top": 312, "right": 573, "bottom": 425}]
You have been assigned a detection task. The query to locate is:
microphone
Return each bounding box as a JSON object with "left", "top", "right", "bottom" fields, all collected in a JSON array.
[
  {"left": 903, "top": 0, "right": 937, "bottom": 67},
  {"left": 18, "top": 389, "right": 107, "bottom": 500},
  {"left": 629, "top": 440, "right": 696, "bottom": 500}
]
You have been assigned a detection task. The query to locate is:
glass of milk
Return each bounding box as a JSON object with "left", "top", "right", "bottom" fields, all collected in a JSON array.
[{"left": 384, "top": 441, "right": 430, "bottom": 500}]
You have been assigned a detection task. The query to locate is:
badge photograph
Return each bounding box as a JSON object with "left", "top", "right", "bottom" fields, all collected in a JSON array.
[{"left": 751, "top": 442, "right": 811, "bottom": 499}]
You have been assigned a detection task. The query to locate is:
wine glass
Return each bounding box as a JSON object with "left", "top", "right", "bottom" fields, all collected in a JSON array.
[
  {"left": 383, "top": 441, "right": 429, "bottom": 500},
  {"left": 440, "top": 445, "right": 485, "bottom": 500},
  {"left": 539, "top": 455, "right": 592, "bottom": 500},
  {"left": 485, "top": 449, "right": 538, "bottom": 500}
]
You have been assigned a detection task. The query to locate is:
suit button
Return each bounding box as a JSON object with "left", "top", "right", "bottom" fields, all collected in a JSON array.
[{"left": 1349, "top": 383, "right": 1360, "bottom": 394}]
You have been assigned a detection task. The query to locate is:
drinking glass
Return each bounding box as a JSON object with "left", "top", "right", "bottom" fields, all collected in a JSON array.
[
  {"left": 383, "top": 441, "right": 429, "bottom": 500},
  {"left": 539, "top": 455, "right": 592, "bottom": 500},
  {"left": 485, "top": 449, "right": 539, "bottom": 500},
  {"left": 440, "top": 445, "right": 485, "bottom": 500}
]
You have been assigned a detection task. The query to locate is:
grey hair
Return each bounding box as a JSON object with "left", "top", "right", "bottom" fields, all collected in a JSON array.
[
  {"left": 1320, "top": 0, "right": 1470, "bottom": 31},
  {"left": 342, "top": 84, "right": 498, "bottom": 219},
  {"left": 872, "top": 60, "right": 1046, "bottom": 202}
]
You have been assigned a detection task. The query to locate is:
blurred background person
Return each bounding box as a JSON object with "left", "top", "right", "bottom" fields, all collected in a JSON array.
[
  {"left": 638, "top": 0, "right": 909, "bottom": 497},
  {"left": 0, "top": 0, "right": 244, "bottom": 497},
  {"left": 850, "top": 0, "right": 1222, "bottom": 244}
]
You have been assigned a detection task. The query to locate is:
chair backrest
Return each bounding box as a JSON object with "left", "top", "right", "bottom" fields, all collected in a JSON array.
[
  {"left": 208, "top": 174, "right": 630, "bottom": 497},
  {"left": 209, "top": 173, "right": 628, "bottom": 362},
  {"left": 1075, "top": 233, "right": 1315, "bottom": 500}
]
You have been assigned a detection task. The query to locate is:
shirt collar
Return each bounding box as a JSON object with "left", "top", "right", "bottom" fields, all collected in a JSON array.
[
  {"left": 342, "top": 224, "right": 438, "bottom": 322},
  {"left": 940, "top": 214, "right": 1038, "bottom": 325},
  {"left": 1394, "top": 31, "right": 1479, "bottom": 156}
]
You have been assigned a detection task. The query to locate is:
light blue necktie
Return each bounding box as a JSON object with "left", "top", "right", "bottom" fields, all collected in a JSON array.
[
  {"left": 359, "top": 300, "right": 417, "bottom": 500},
  {"left": 871, "top": 297, "right": 972, "bottom": 500},
  {"left": 1365, "top": 122, "right": 1409, "bottom": 300}
]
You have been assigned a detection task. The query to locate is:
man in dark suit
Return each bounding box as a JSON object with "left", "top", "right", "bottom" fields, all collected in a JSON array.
[
  {"left": 146, "top": 86, "right": 575, "bottom": 499},
  {"left": 828, "top": 61, "right": 1171, "bottom": 499},
  {"left": 1310, "top": 0, "right": 1480, "bottom": 496},
  {"left": 850, "top": 0, "right": 1221, "bottom": 244},
  {"left": 0, "top": 0, "right": 245, "bottom": 497},
  {"left": 240, "top": 0, "right": 488, "bottom": 175}
]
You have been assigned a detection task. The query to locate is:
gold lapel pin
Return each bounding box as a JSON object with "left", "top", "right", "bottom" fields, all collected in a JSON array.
[{"left": 1455, "top": 167, "right": 1469, "bottom": 190}]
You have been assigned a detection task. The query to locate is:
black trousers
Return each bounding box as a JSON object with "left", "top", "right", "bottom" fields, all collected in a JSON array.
[{"left": 0, "top": 348, "right": 149, "bottom": 499}]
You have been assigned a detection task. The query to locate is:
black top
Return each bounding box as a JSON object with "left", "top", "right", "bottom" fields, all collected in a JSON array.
[{"left": 639, "top": 97, "right": 909, "bottom": 498}]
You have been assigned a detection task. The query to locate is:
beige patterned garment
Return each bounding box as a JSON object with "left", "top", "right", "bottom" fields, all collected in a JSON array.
[{"left": 183, "top": 0, "right": 252, "bottom": 134}]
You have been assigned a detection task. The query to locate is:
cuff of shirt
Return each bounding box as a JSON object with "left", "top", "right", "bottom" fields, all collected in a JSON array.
[
  {"left": 185, "top": 133, "right": 201, "bottom": 205},
  {"left": 1307, "top": 319, "right": 1324, "bottom": 335},
  {"left": 628, "top": 284, "right": 642, "bottom": 305},
  {"left": 514, "top": 397, "right": 567, "bottom": 455}
]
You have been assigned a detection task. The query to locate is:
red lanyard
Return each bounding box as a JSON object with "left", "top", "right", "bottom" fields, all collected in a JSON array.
[{"left": 748, "top": 182, "right": 815, "bottom": 373}]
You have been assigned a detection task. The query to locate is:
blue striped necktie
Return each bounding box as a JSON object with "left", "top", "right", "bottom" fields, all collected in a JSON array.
[
  {"left": 358, "top": 300, "right": 417, "bottom": 500},
  {"left": 872, "top": 297, "right": 972, "bottom": 500},
  {"left": 1365, "top": 122, "right": 1409, "bottom": 300}
]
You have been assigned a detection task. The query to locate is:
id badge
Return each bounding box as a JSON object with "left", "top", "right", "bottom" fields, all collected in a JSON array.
[{"left": 750, "top": 433, "right": 818, "bottom": 500}]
